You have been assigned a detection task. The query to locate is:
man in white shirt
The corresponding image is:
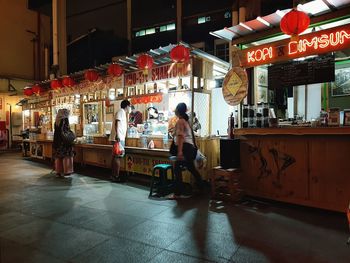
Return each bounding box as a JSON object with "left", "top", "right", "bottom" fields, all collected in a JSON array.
[{"left": 110, "top": 99, "right": 131, "bottom": 182}]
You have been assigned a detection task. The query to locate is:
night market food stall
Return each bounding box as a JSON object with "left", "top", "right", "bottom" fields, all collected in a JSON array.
[
  {"left": 21, "top": 42, "right": 229, "bottom": 182},
  {"left": 211, "top": 0, "right": 350, "bottom": 212}
]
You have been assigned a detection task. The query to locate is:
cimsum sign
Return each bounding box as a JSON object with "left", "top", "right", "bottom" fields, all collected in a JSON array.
[{"left": 239, "top": 24, "right": 350, "bottom": 68}]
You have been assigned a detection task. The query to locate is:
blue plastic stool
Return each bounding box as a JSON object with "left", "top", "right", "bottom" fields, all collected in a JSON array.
[{"left": 149, "top": 164, "right": 174, "bottom": 197}]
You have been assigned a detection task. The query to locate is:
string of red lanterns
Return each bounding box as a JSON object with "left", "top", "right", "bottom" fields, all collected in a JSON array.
[
  {"left": 170, "top": 45, "right": 190, "bottom": 63},
  {"left": 32, "top": 84, "right": 44, "bottom": 96},
  {"left": 84, "top": 69, "right": 99, "bottom": 82},
  {"left": 23, "top": 45, "right": 192, "bottom": 97},
  {"left": 107, "top": 63, "right": 124, "bottom": 77},
  {"left": 23, "top": 87, "right": 33, "bottom": 96},
  {"left": 136, "top": 54, "right": 154, "bottom": 75},
  {"left": 62, "top": 76, "right": 76, "bottom": 87},
  {"left": 50, "top": 79, "right": 63, "bottom": 91}
]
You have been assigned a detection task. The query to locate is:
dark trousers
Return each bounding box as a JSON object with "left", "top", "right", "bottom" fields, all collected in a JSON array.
[{"left": 174, "top": 160, "right": 203, "bottom": 195}]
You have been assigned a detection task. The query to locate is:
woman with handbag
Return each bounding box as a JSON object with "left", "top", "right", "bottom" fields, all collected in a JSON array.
[
  {"left": 172, "top": 103, "right": 204, "bottom": 197},
  {"left": 53, "top": 108, "right": 75, "bottom": 177}
]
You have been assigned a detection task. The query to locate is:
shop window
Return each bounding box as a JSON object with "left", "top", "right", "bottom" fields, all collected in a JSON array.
[
  {"left": 167, "top": 23, "right": 176, "bottom": 31},
  {"left": 215, "top": 42, "right": 229, "bottom": 62},
  {"left": 198, "top": 16, "right": 211, "bottom": 24},
  {"left": 198, "top": 17, "right": 206, "bottom": 24},
  {"left": 146, "top": 28, "right": 156, "bottom": 35}
]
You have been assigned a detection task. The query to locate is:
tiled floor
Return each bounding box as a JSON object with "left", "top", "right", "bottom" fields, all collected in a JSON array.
[{"left": 0, "top": 152, "right": 349, "bottom": 263}]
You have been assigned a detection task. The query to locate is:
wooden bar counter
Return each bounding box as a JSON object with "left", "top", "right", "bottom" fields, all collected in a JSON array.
[
  {"left": 235, "top": 127, "right": 350, "bottom": 212},
  {"left": 33, "top": 137, "right": 220, "bottom": 182}
]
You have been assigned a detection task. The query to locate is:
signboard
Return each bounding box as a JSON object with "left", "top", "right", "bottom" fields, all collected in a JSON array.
[
  {"left": 124, "top": 61, "right": 191, "bottom": 86},
  {"left": 125, "top": 154, "right": 172, "bottom": 176},
  {"left": 222, "top": 67, "right": 248, "bottom": 106},
  {"left": 239, "top": 24, "right": 350, "bottom": 68},
  {"left": 268, "top": 55, "right": 335, "bottom": 89}
]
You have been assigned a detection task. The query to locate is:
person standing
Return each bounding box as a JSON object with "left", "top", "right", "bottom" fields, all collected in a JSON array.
[
  {"left": 129, "top": 105, "right": 143, "bottom": 127},
  {"left": 53, "top": 109, "right": 74, "bottom": 177},
  {"left": 173, "top": 103, "right": 204, "bottom": 197},
  {"left": 110, "top": 99, "right": 131, "bottom": 182}
]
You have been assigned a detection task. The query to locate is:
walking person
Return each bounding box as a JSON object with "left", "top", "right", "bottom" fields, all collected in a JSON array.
[
  {"left": 53, "top": 108, "right": 75, "bottom": 178},
  {"left": 172, "top": 103, "right": 204, "bottom": 197},
  {"left": 110, "top": 99, "right": 131, "bottom": 182}
]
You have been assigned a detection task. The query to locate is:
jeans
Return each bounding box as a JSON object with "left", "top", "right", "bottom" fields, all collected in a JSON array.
[{"left": 174, "top": 159, "right": 203, "bottom": 195}]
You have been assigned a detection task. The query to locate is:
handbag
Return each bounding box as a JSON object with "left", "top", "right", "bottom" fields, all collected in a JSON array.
[{"left": 61, "top": 124, "right": 76, "bottom": 145}]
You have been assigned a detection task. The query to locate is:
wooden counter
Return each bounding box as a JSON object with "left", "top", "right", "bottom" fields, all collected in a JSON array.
[
  {"left": 235, "top": 127, "right": 350, "bottom": 212},
  {"left": 30, "top": 137, "right": 220, "bottom": 182},
  {"left": 235, "top": 127, "right": 350, "bottom": 136}
]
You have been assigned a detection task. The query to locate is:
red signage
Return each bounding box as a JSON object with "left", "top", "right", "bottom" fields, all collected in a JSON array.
[
  {"left": 239, "top": 24, "right": 350, "bottom": 68},
  {"left": 124, "top": 61, "right": 191, "bottom": 86}
]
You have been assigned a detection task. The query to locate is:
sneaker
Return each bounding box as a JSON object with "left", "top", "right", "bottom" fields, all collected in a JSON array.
[
  {"left": 167, "top": 193, "right": 192, "bottom": 199},
  {"left": 111, "top": 176, "right": 124, "bottom": 183}
]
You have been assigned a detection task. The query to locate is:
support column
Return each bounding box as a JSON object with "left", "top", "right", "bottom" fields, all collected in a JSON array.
[
  {"left": 176, "top": 0, "right": 182, "bottom": 42},
  {"left": 58, "top": 0, "right": 67, "bottom": 75},
  {"left": 127, "top": 0, "right": 132, "bottom": 55},
  {"left": 52, "top": 0, "right": 58, "bottom": 68}
]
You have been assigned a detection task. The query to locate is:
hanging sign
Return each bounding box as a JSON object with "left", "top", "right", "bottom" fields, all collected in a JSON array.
[
  {"left": 239, "top": 24, "right": 350, "bottom": 68},
  {"left": 124, "top": 61, "right": 191, "bottom": 86},
  {"left": 222, "top": 67, "right": 248, "bottom": 106}
]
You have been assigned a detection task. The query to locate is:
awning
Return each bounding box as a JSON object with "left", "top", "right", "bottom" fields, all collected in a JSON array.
[{"left": 210, "top": 0, "right": 350, "bottom": 42}]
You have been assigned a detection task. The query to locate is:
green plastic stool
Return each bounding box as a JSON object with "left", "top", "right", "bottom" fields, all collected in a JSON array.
[{"left": 149, "top": 164, "right": 174, "bottom": 197}]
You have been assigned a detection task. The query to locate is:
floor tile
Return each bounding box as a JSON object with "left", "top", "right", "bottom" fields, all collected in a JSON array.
[
  {"left": 167, "top": 231, "right": 239, "bottom": 263},
  {"left": 71, "top": 237, "right": 162, "bottom": 263},
  {"left": 120, "top": 219, "right": 188, "bottom": 249}
]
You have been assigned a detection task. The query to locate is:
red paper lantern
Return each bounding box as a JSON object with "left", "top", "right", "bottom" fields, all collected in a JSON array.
[
  {"left": 84, "top": 69, "right": 99, "bottom": 82},
  {"left": 136, "top": 54, "right": 154, "bottom": 71},
  {"left": 50, "top": 79, "right": 63, "bottom": 91},
  {"left": 108, "top": 63, "right": 124, "bottom": 77},
  {"left": 32, "top": 84, "right": 44, "bottom": 95},
  {"left": 280, "top": 9, "right": 310, "bottom": 36},
  {"left": 170, "top": 45, "right": 190, "bottom": 63},
  {"left": 62, "top": 76, "right": 75, "bottom": 87},
  {"left": 23, "top": 88, "right": 33, "bottom": 96}
]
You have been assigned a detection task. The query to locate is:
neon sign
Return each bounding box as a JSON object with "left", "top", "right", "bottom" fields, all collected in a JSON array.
[
  {"left": 288, "top": 30, "right": 350, "bottom": 55},
  {"left": 240, "top": 24, "right": 350, "bottom": 68},
  {"left": 247, "top": 47, "right": 273, "bottom": 63}
]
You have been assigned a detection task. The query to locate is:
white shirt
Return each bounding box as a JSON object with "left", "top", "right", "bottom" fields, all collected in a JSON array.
[{"left": 109, "top": 108, "right": 127, "bottom": 141}]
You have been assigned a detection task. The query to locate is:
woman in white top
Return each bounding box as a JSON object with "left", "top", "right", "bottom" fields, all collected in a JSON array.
[{"left": 173, "top": 103, "right": 203, "bottom": 196}]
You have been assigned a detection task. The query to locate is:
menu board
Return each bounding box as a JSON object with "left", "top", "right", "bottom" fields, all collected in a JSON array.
[{"left": 268, "top": 55, "right": 335, "bottom": 89}]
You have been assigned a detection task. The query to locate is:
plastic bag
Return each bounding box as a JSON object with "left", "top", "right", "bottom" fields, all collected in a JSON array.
[
  {"left": 195, "top": 149, "right": 207, "bottom": 169},
  {"left": 113, "top": 141, "right": 125, "bottom": 157}
]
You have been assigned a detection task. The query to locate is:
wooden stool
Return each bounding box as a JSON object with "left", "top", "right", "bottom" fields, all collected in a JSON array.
[
  {"left": 210, "top": 166, "right": 244, "bottom": 202},
  {"left": 149, "top": 164, "right": 174, "bottom": 197}
]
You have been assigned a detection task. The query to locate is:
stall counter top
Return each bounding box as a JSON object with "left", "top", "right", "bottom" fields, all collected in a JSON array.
[{"left": 235, "top": 127, "right": 350, "bottom": 136}]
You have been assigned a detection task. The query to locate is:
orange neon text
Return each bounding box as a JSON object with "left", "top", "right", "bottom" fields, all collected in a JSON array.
[
  {"left": 247, "top": 47, "right": 273, "bottom": 63},
  {"left": 288, "top": 30, "right": 350, "bottom": 55}
]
